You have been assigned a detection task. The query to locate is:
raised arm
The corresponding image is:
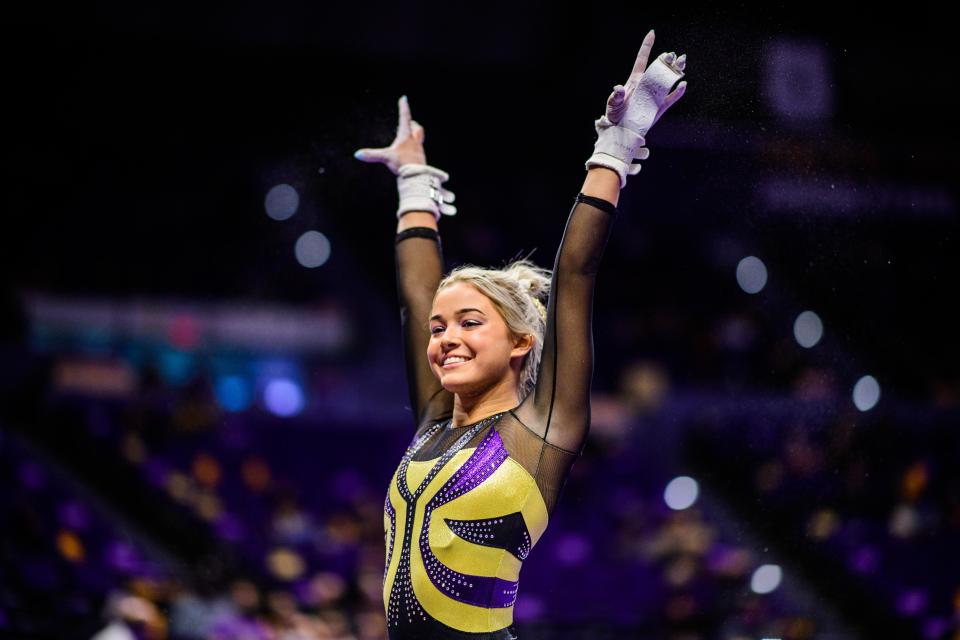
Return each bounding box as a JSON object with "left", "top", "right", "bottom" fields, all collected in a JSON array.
[
  {"left": 513, "top": 30, "right": 688, "bottom": 454},
  {"left": 354, "top": 96, "right": 457, "bottom": 428},
  {"left": 395, "top": 212, "right": 454, "bottom": 426},
  {"left": 512, "top": 178, "right": 618, "bottom": 454}
]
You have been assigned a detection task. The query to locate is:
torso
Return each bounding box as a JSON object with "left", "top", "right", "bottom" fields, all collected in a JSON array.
[{"left": 382, "top": 412, "right": 549, "bottom": 639}]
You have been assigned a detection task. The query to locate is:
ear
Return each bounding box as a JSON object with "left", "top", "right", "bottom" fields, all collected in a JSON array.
[{"left": 510, "top": 333, "right": 535, "bottom": 359}]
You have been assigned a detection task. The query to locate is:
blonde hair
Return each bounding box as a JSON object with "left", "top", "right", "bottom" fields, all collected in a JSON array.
[{"left": 434, "top": 257, "right": 552, "bottom": 401}]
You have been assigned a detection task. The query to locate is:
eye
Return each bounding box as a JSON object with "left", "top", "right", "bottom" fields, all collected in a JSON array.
[
  {"left": 462, "top": 320, "right": 481, "bottom": 328},
  {"left": 430, "top": 325, "right": 444, "bottom": 335}
]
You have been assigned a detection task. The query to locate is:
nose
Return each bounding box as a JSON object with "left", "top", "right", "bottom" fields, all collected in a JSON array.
[
  {"left": 441, "top": 331, "right": 460, "bottom": 347},
  {"left": 437, "top": 325, "right": 462, "bottom": 347}
]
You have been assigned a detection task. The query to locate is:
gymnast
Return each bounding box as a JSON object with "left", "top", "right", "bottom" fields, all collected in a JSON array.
[{"left": 354, "top": 29, "right": 687, "bottom": 639}]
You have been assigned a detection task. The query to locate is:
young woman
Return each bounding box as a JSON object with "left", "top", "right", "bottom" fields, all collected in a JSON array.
[{"left": 354, "top": 30, "right": 687, "bottom": 640}]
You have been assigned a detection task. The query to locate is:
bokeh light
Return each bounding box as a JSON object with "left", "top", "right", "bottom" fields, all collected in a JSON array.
[
  {"left": 852, "top": 375, "right": 881, "bottom": 411},
  {"left": 267, "top": 547, "right": 306, "bottom": 581},
  {"left": 294, "top": 230, "right": 332, "bottom": 268},
  {"left": 736, "top": 256, "right": 768, "bottom": 294},
  {"left": 215, "top": 375, "right": 253, "bottom": 412},
  {"left": 750, "top": 564, "right": 783, "bottom": 594},
  {"left": 263, "top": 378, "right": 305, "bottom": 417},
  {"left": 793, "top": 310, "right": 823, "bottom": 348},
  {"left": 663, "top": 476, "right": 699, "bottom": 510},
  {"left": 264, "top": 184, "right": 300, "bottom": 220},
  {"left": 157, "top": 349, "right": 195, "bottom": 386}
]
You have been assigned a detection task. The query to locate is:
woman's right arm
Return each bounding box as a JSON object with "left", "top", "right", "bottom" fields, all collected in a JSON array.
[{"left": 395, "top": 211, "right": 454, "bottom": 427}]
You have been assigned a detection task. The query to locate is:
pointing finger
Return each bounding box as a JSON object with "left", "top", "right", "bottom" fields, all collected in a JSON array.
[
  {"left": 629, "top": 29, "right": 656, "bottom": 79},
  {"left": 397, "top": 95, "right": 412, "bottom": 139}
]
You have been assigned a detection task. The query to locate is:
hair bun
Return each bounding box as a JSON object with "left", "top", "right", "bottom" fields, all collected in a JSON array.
[{"left": 519, "top": 277, "right": 543, "bottom": 297}]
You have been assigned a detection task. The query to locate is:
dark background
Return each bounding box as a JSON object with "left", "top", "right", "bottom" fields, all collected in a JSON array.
[
  {"left": 7, "top": 4, "right": 957, "bottom": 393},
  {"left": 2, "top": 3, "right": 958, "bottom": 639}
]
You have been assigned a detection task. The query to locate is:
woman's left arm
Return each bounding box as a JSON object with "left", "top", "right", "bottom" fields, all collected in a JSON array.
[
  {"left": 512, "top": 183, "right": 618, "bottom": 454},
  {"left": 514, "top": 30, "right": 687, "bottom": 454}
]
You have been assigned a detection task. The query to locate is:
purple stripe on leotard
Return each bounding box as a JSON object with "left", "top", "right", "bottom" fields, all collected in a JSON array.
[
  {"left": 433, "top": 427, "right": 510, "bottom": 507},
  {"left": 418, "top": 428, "right": 519, "bottom": 609}
]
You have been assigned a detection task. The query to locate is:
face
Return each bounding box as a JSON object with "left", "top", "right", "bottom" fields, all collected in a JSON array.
[{"left": 428, "top": 282, "right": 532, "bottom": 396}]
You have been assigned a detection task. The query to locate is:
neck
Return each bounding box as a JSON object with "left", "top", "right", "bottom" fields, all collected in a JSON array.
[{"left": 450, "top": 375, "right": 520, "bottom": 427}]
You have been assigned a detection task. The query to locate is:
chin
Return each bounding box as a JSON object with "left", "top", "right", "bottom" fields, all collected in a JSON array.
[
  {"left": 440, "top": 378, "right": 470, "bottom": 394},
  {"left": 439, "top": 373, "right": 482, "bottom": 395}
]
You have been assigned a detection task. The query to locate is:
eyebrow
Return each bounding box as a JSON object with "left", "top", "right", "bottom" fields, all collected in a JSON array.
[{"left": 429, "top": 308, "right": 487, "bottom": 321}]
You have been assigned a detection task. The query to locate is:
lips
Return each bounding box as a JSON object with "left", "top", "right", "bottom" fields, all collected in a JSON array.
[{"left": 440, "top": 355, "right": 472, "bottom": 369}]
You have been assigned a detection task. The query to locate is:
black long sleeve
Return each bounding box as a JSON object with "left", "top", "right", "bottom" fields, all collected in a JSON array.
[
  {"left": 395, "top": 228, "right": 454, "bottom": 427},
  {"left": 511, "top": 193, "right": 616, "bottom": 455}
]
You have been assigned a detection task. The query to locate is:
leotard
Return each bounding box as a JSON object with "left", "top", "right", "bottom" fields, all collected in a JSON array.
[{"left": 383, "top": 192, "right": 617, "bottom": 639}]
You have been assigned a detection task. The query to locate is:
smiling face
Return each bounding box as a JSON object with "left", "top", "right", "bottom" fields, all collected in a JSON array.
[{"left": 428, "top": 282, "right": 532, "bottom": 398}]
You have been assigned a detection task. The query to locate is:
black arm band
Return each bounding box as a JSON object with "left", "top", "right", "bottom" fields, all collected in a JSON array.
[
  {"left": 574, "top": 192, "right": 618, "bottom": 216},
  {"left": 395, "top": 226, "right": 441, "bottom": 245}
]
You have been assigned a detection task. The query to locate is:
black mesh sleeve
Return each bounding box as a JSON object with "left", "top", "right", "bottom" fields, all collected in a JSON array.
[
  {"left": 395, "top": 226, "right": 454, "bottom": 429},
  {"left": 512, "top": 193, "right": 617, "bottom": 455}
]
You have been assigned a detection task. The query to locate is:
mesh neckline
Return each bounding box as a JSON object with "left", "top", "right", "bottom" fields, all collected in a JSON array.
[{"left": 444, "top": 410, "right": 508, "bottom": 430}]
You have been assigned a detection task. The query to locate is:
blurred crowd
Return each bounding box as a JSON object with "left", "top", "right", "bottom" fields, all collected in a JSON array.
[
  {"left": 2, "top": 262, "right": 957, "bottom": 640},
  {"left": 3, "top": 344, "right": 836, "bottom": 640}
]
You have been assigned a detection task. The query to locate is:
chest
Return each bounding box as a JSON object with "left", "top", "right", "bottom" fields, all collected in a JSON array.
[{"left": 385, "top": 421, "right": 550, "bottom": 552}]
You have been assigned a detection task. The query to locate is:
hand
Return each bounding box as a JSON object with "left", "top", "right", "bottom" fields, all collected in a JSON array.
[
  {"left": 354, "top": 95, "right": 456, "bottom": 219},
  {"left": 353, "top": 95, "right": 426, "bottom": 176},
  {"left": 605, "top": 30, "right": 687, "bottom": 135},
  {"left": 585, "top": 29, "right": 689, "bottom": 188}
]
